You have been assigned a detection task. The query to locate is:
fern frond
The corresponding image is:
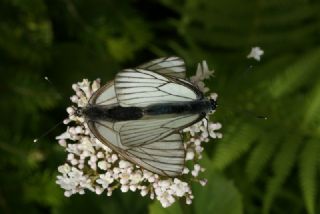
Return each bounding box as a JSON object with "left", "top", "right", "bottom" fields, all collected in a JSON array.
[
  {"left": 212, "top": 123, "right": 259, "bottom": 170},
  {"left": 303, "top": 81, "right": 320, "bottom": 127},
  {"left": 176, "top": 0, "right": 320, "bottom": 52},
  {"left": 263, "top": 138, "right": 302, "bottom": 214},
  {"left": 259, "top": 5, "right": 316, "bottom": 26},
  {"left": 268, "top": 48, "right": 320, "bottom": 98},
  {"left": 245, "top": 134, "right": 280, "bottom": 182},
  {"left": 299, "top": 140, "right": 320, "bottom": 214}
]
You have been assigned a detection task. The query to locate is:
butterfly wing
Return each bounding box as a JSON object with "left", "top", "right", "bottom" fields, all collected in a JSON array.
[
  {"left": 86, "top": 59, "right": 204, "bottom": 176},
  {"left": 89, "top": 58, "right": 200, "bottom": 107},
  {"left": 115, "top": 69, "right": 203, "bottom": 107},
  {"left": 89, "top": 80, "right": 118, "bottom": 106},
  {"left": 117, "top": 114, "right": 201, "bottom": 147},
  {"left": 123, "top": 133, "right": 185, "bottom": 177},
  {"left": 88, "top": 114, "right": 202, "bottom": 176},
  {"left": 137, "top": 56, "right": 186, "bottom": 79}
]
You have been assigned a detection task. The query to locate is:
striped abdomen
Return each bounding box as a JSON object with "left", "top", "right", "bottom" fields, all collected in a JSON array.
[{"left": 145, "top": 100, "right": 213, "bottom": 115}]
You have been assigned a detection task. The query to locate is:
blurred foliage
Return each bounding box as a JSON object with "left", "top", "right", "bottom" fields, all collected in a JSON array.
[{"left": 1, "top": 0, "right": 320, "bottom": 213}]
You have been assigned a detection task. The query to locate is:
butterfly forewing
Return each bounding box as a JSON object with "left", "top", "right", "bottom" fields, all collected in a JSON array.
[
  {"left": 115, "top": 69, "right": 200, "bottom": 107},
  {"left": 137, "top": 56, "right": 186, "bottom": 79},
  {"left": 89, "top": 81, "right": 118, "bottom": 106}
]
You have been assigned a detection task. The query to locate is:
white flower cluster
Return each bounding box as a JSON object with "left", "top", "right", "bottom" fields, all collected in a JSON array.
[
  {"left": 247, "top": 47, "right": 264, "bottom": 61},
  {"left": 190, "top": 61, "right": 214, "bottom": 93},
  {"left": 183, "top": 114, "right": 222, "bottom": 162},
  {"left": 56, "top": 61, "right": 222, "bottom": 207}
]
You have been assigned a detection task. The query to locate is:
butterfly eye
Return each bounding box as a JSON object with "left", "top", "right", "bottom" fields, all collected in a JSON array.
[
  {"left": 76, "top": 109, "right": 83, "bottom": 116},
  {"left": 209, "top": 99, "right": 217, "bottom": 110}
]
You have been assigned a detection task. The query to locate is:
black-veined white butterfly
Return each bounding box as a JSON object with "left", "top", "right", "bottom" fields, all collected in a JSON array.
[{"left": 81, "top": 57, "right": 217, "bottom": 177}]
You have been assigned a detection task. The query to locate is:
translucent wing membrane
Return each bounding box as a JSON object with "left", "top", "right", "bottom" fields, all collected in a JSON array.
[
  {"left": 88, "top": 114, "right": 202, "bottom": 176},
  {"left": 118, "top": 114, "right": 200, "bottom": 147},
  {"left": 115, "top": 69, "right": 200, "bottom": 107},
  {"left": 87, "top": 119, "right": 185, "bottom": 176},
  {"left": 89, "top": 81, "right": 118, "bottom": 106},
  {"left": 124, "top": 133, "right": 185, "bottom": 177},
  {"left": 85, "top": 60, "right": 204, "bottom": 176},
  {"left": 137, "top": 56, "right": 186, "bottom": 79}
]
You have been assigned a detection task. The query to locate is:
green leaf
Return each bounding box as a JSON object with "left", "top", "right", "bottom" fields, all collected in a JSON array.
[
  {"left": 263, "top": 137, "right": 302, "bottom": 214},
  {"left": 149, "top": 201, "right": 183, "bottom": 214},
  {"left": 299, "top": 140, "right": 320, "bottom": 214},
  {"left": 23, "top": 171, "right": 63, "bottom": 207},
  {"left": 269, "top": 48, "right": 320, "bottom": 98},
  {"left": 212, "top": 123, "right": 260, "bottom": 170},
  {"left": 246, "top": 134, "right": 280, "bottom": 182},
  {"left": 303, "top": 81, "right": 320, "bottom": 127},
  {"left": 193, "top": 166, "right": 243, "bottom": 214}
]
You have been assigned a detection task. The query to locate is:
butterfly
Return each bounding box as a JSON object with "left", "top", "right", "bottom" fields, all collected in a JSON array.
[{"left": 81, "top": 57, "right": 217, "bottom": 177}]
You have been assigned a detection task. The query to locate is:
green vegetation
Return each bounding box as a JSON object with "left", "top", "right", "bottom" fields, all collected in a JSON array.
[{"left": 1, "top": 0, "right": 320, "bottom": 213}]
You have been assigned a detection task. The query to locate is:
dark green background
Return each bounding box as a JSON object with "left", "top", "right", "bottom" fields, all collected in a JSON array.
[{"left": 1, "top": 0, "right": 320, "bottom": 213}]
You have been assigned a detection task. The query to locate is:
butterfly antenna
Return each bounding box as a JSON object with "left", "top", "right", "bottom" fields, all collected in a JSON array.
[
  {"left": 33, "top": 120, "right": 64, "bottom": 143},
  {"left": 32, "top": 75, "right": 67, "bottom": 143},
  {"left": 43, "top": 76, "right": 63, "bottom": 98},
  {"left": 217, "top": 102, "right": 268, "bottom": 122},
  {"left": 243, "top": 110, "right": 268, "bottom": 120},
  {"left": 256, "top": 115, "right": 268, "bottom": 120}
]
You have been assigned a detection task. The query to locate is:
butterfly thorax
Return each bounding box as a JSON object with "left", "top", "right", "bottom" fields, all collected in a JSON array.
[{"left": 82, "top": 105, "right": 143, "bottom": 121}]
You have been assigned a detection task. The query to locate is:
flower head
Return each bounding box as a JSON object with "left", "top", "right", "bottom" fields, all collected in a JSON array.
[
  {"left": 247, "top": 47, "right": 264, "bottom": 61},
  {"left": 56, "top": 60, "right": 222, "bottom": 207}
]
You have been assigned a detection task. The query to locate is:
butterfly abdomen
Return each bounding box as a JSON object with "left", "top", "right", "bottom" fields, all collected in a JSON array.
[
  {"left": 84, "top": 99, "right": 215, "bottom": 122},
  {"left": 83, "top": 105, "right": 143, "bottom": 121},
  {"left": 145, "top": 100, "right": 212, "bottom": 115}
]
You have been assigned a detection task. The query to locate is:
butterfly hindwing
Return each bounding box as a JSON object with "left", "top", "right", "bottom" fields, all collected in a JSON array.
[
  {"left": 88, "top": 114, "right": 202, "bottom": 176},
  {"left": 123, "top": 133, "right": 185, "bottom": 177},
  {"left": 118, "top": 114, "right": 201, "bottom": 147}
]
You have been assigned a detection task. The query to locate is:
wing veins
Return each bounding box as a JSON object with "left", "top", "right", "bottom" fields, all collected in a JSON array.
[
  {"left": 151, "top": 65, "right": 185, "bottom": 72},
  {"left": 129, "top": 148, "right": 184, "bottom": 159},
  {"left": 140, "top": 57, "right": 181, "bottom": 70},
  {"left": 126, "top": 149, "right": 184, "bottom": 166},
  {"left": 118, "top": 94, "right": 171, "bottom": 101},
  {"left": 122, "top": 150, "right": 176, "bottom": 175},
  {"left": 138, "top": 57, "right": 169, "bottom": 70},
  {"left": 95, "top": 96, "right": 116, "bottom": 104}
]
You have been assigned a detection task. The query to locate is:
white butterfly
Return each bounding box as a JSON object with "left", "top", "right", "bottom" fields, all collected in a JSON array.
[{"left": 82, "top": 57, "right": 216, "bottom": 177}]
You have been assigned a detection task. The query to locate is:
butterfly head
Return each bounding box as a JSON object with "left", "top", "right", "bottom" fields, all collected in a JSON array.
[
  {"left": 209, "top": 99, "right": 217, "bottom": 111},
  {"left": 75, "top": 108, "right": 84, "bottom": 117}
]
